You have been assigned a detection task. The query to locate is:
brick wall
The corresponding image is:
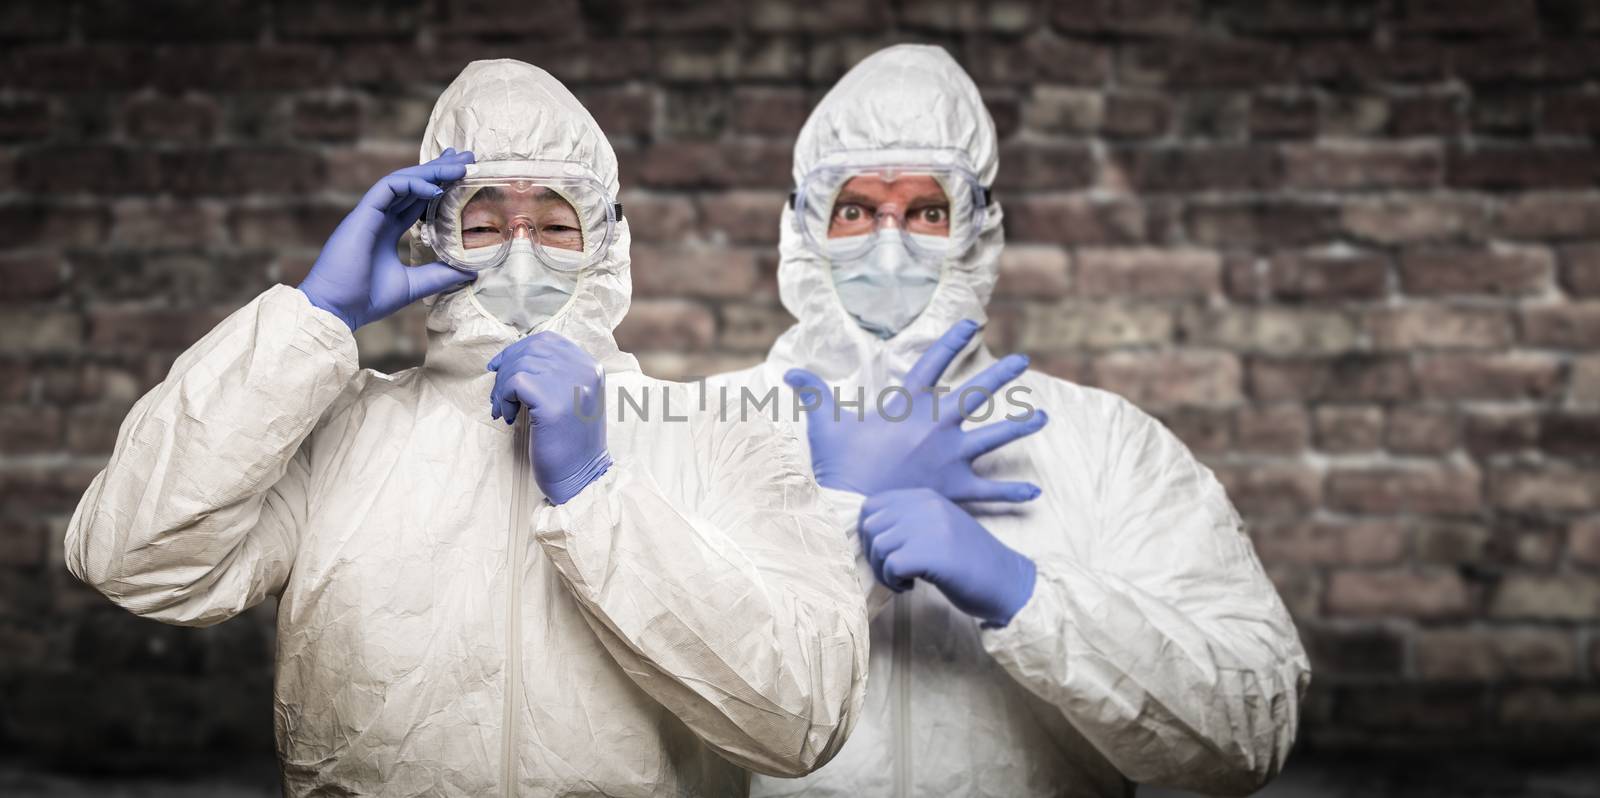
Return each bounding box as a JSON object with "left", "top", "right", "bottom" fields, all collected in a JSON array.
[{"left": 2, "top": 0, "right": 1599, "bottom": 773}]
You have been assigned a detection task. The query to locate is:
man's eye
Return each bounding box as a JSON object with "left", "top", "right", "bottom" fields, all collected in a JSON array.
[
  {"left": 835, "top": 205, "right": 866, "bottom": 221},
  {"left": 918, "top": 207, "right": 948, "bottom": 224},
  {"left": 464, "top": 225, "right": 501, "bottom": 235}
]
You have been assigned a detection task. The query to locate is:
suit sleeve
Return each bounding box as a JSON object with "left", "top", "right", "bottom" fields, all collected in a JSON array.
[
  {"left": 64, "top": 285, "right": 359, "bottom": 627},
  {"left": 980, "top": 393, "right": 1311, "bottom": 796},
  {"left": 532, "top": 413, "right": 869, "bottom": 778}
]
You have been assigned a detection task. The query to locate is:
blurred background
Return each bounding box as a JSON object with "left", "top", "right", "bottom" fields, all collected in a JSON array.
[{"left": 2, "top": 0, "right": 1599, "bottom": 795}]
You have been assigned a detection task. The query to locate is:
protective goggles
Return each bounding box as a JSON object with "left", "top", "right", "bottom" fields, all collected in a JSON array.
[
  {"left": 420, "top": 160, "right": 623, "bottom": 273},
  {"left": 789, "top": 148, "right": 992, "bottom": 261}
]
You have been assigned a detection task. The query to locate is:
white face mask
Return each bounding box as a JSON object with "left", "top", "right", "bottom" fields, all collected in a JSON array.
[
  {"left": 470, "top": 238, "right": 582, "bottom": 332},
  {"left": 826, "top": 229, "right": 946, "bottom": 339}
]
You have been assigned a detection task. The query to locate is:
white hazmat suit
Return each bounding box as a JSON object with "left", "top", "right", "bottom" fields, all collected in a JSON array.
[
  {"left": 65, "top": 59, "right": 868, "bottom": 796},
  {"left": 707, "top": 45, "right": 1310, "bottom": 797}
]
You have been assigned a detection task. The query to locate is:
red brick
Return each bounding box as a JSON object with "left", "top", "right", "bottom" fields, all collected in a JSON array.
[
  {"left": 729, "top": 87, "right": 811, "bottom": 136},
  {"left": 993, "top": 245, "right": 1071, "bottom": 299},
  {"left": 1327, "top": 569, "right": 1471, "bottom": 619},
  {"left": 0, "top": 252, "right": 67, "bottom": 301},
  {"left": 1183, "top": 308, "right": 1357, "bottom": 354},
  {"left": 1153, "top": 407, "right": 1232, "bottom": 453},
  {"left": 1341, "top": 196, "right": 1487, "bottom": 245},
  {"left": 1416, "top": 628, "right": 1577, "bottom": 681},
  {"left": 1327, "top": 464, "right": 1482, "bottom": 515},
  {"left": 1490, "top": 466, "right": 1600, "bottom": 513},
  {"left": 613, "top": 299, "right": 715, "bottom": 353},
  {"left": 1386, "top": 407, "right": 1458, "bottom": 455},
  {"left": 1234, "top": 404, "right": 1310, "bottom": 453},
  {"left": 1366, "top": 306, "right": 1513, "bottom": 351},
  {"left": 0, "top": 310, "right": 82, "bottom": 354},
  {"left": 1494, "top": 194, "right": 1600, "bottom": 240},
  {"left": 1491, "top": 574, "right": 1600, "bottom": 620},
  {"left": 1250, "top": 94, "right": 1316, "bottom": 139},
  {"left": 698, "top": 191, "right": 783, "bottom": 245},
  {"left": 86, "top": 307, "right": 231, "bottom": 351},
  {"left": 1499, "top": 687, "right": 1600, "bottom": 728},
  {"left": 1571, "top": 517, "right": 1600, "bottom": 567},
  {"left": 1295, "top": 40, "right": 1451, "bottom": 86},
  {"left": 1415, "top": 353, "right": 1563, "bottom": 400},
  {"left": 1522, "top": 304, "right": 1600, "bottom": 347},
  {"left": 1470, "top": 94, "right": 1537, "bottom": 136},
  {"left": 996, "top": 143, "right": 1096, "bottom": 191},
  {"left": 1387, "top": 94, "right": 1462, "bottom": 137},
  {"left": 1300, "top": 625, "right": 1404, "bottom": 678},
  {"left": 1111, "top": 145, "right": 1277, "bottom": 191},
  {"left": 292, "top": 96, "right": 362, "bottom": 142},
  {"left": 1006, "top": 197, "right": 1148, "bottom": 245},
  {"left": 1543, "top": 93, "right": 1600, "bottom": 136},
  {"left": 1252, "top": 520, "right": 1406, "bottom": 566},
  {"left": 1212, "top": 463, "right": 1322, "bottom": 518},
  {"left": 1248, "top": 356, "right": 1413, "bottom": 402},
  {"left": 66, "top": 403, "right": 135, "bottom": 455},
  {"left": 1541, "top": 413, "right": 1600, "bottom": 460},
  {"left": 1449, "top": 146, "right": 1600, "bottom": 190},
  {"left": 1399, "top": 247, "right": 1553, "bottom": 296},
  {"left": 228, "top": 205, "right": 346, "bottom": 248},
  {"left": 1315, "top": 405, "right": 1384, "bottom": 453},
  {"left": 1121, "top": 39, "right": 1288, "bottom": 88},
  {"left": 0, "top": 406, "right": 62, "bottom": 454},
  {"left": 716, "top": 303, "right": 791, "bottom": 353},
  {"left": 1561, "top": 244, "right": 1600, "bottom": 297},
  {"left": 616, "top": 192, "right": 699, "bottom": 244},
  {"left": 1282, "top": 143, "right": 1443, "bottom": 190},
  {"left": 1464, "top": 410, "right": 1540, "bottom": 457},
  {"left": 1088, "top": 350, "right": 1241, "bottom": 407},
  {"left": 434, "top": 0, "right": 585, "bottom": 36},
  {"left": 630, "top": 245, "right": 758, "bottom": 299},
  {"left": 1074, "top": 248, "right": 1219, "bottom": 298},
  {"left": 1021, "top": 86, "right": 1102, "bottom": 135},
  {"left": 1263, "top": 251, "right": 1389, "bottom": 301},
  {"left": 1187, "top": 199, "right": 1339, "bottom": 248},
  {"left": 0, "top": 516, "right": 47, "bottom": 567},
  {"left": 1051, "top": 0, "right": 1198, "bottom": 36},
  {"left": 1102, "top": 93, "right": 1171, "bottom": 138},
  {"left": 637, "top": 140, "right": 792, "bottom": 189}
]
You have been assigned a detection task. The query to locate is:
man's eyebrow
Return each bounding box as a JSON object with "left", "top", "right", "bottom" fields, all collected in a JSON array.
[{"left": 835, "top": 190, "right": 876, "bottom": 206}]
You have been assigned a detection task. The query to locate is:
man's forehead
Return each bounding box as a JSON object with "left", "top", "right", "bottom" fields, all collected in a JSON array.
[
  {"left": 837, "top": 174, "right": 946, "bottom": 201},
  {"left": 463, "top": 186, "right": 572, "bottom": 211}
]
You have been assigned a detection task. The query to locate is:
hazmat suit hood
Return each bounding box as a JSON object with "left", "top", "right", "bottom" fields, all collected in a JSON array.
[
  {"left": 418, "top": 59, "right": 639, "bottom": 383},
  {"left": 771, "top": 44, "right": 1002, "bottom": 392}
]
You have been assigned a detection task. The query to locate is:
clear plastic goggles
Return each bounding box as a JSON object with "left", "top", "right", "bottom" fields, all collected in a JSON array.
[
  {"left": 420, "top": 160, "right": 622, "bottom": 273},
  {"left": 790, "top": 148, "right": 991, "bottom": 262}
]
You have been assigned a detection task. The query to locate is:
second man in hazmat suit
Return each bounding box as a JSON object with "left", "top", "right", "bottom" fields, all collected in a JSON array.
[
  {"left": 706, "top": 45, "right": 1310, "bottom": 797},
  {"left": 65, "top": 59, "right": 867, "bottom": 796}
]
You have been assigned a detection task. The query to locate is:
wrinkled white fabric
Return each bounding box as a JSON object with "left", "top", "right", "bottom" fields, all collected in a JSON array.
[
  {"left": 65, "top": 59, "right": 867, "bottom": 797},
  {"left": 706, "top": 44, "right": 1310, "bottom": 797}
]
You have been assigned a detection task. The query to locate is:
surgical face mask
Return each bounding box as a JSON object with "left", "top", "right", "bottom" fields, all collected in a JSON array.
[
  {"left": 471, "top": 238, "right": 582, "bottom": 332},
  {"left": 827, "top": 229, "right": 946, "bottom": 339}
]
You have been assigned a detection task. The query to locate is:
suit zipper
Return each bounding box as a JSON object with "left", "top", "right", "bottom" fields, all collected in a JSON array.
[
  {"left": 893, "top": 591, "right": 911, "bottom": 798},
  {"left": 503, "top": 413, "right": 533, "bottom": 797}
]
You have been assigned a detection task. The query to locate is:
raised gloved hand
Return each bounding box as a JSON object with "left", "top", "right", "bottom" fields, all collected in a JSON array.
[
  {"left": 860, "top": 488, "right": 1037, "bottom": 627},
  {"left": 488, "top": 332, "right": 612, "bottom": 505},
  {"left": 783, "top": 319, "right": 1048, "bottom": 503},
  {"left": 298, "top": 149, "right": 478, "bottom": 331}
]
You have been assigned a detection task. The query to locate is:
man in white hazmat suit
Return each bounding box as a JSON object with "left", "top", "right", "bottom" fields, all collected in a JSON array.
[
  {"left": 706, "top": 45, "right": 1310, "bottom": 796},
  {"left": 65, "top": 59, "right": 867, "bottom": 796}
]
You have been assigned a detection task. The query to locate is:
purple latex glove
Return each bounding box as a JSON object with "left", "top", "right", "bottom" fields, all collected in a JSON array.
[
  {"left": 860, "top": 488, "right": 1037, "bottom": 628},
  {"left": 488, "top": 331, "right": 612, "bottom": 505},
  {"left": 298, "top": 149, "right": 477, "bottom": 331},
  {"left": 783, "top": 319, "right": 1048, "bottom": 503}
]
